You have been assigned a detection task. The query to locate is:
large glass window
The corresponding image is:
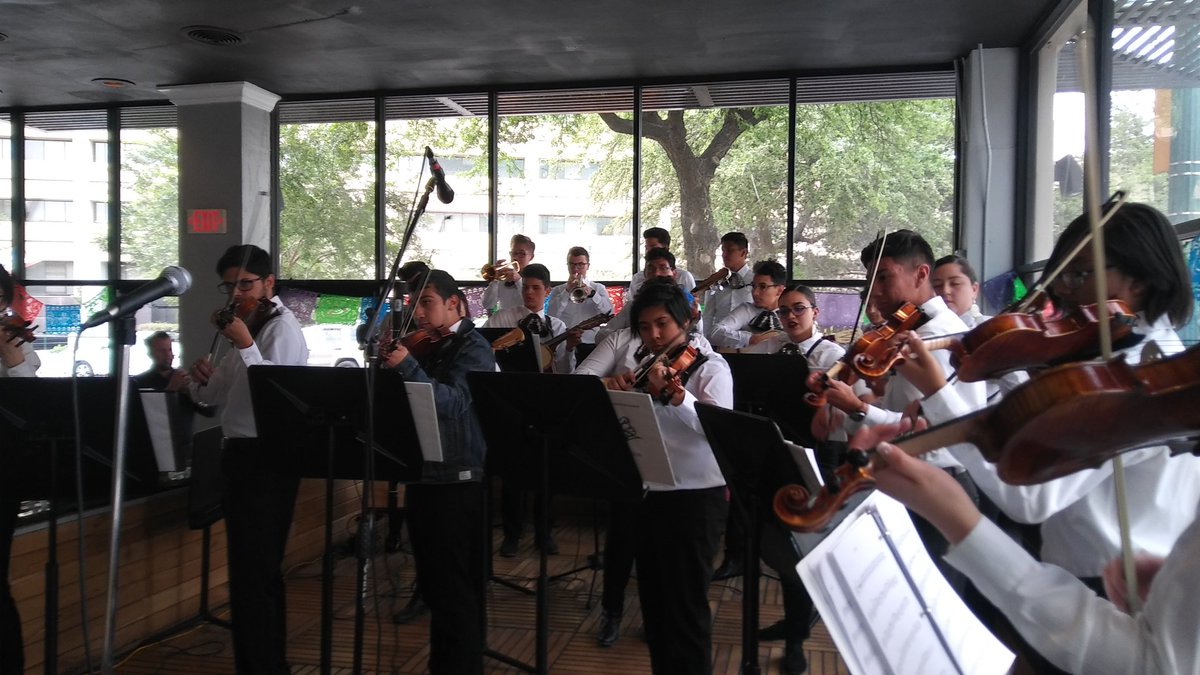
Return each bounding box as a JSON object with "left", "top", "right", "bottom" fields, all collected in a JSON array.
[
  {"left": 497, "top": 88, "right": 634, "bottom": 283},
  {"left": 0, "top": 115, "right": 9, "bottom": 268},
  {"left": 120, "top": 106, "right": 180, "bottom": 280},
  {"left": 384, "top": 93, "right": 489, "bottom": 282},
  {"left": 278, "top": 99, "right": 377, "bottom": 279}
]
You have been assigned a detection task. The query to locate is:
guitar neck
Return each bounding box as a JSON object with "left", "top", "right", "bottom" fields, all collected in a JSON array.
[{"left": 542, "top": 313, "right": 612, "bottom": 349}]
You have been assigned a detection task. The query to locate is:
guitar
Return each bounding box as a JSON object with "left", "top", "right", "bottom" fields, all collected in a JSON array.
[{"left": 540, "top": 312, "right": 613, "bottom": 372}]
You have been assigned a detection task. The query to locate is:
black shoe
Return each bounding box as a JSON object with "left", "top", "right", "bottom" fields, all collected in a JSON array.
[
  {"left": 391, "top": 594, "right": 428, "bottom": 625},
  {"left": 783, "top": 642, "right": 808, "bottom": 675},
  {"left": 499, "top": 537, "right": 519, "bottom": 557},
  {"left": 537, "top": 537, "right": 559, "bottom": 555},
  {"left": 596, "top": 611, "right": 621, "bottom": 647},
  {"left": 758, "top": 619, "right": 788, "bottom": 642},
  {"left": 712, "top": 557, "right": 744, "bottom": 580}
]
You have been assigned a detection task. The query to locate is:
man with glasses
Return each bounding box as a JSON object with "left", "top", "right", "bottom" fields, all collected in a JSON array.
[
  {"left": 709, "top": 260, "right": 787, "bottom": 354},
  {"left": 701, "top": 232, "right": 753, "bottom": 341},
  {"left": 188, "top": 244, "right": 309, "bottom": 675},
  {"left": 482, "top": 234, "right": 536, "bottom": 315},
  {"left": 546, "top": 246, "right": 613, "bottom": 345}
]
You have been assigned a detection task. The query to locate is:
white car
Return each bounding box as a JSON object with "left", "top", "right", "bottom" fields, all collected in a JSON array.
[
  {"left": 302, "top": 324, "right": 363, "bottom": 368},
  {"left": 34, "top": 331, "right": 175, "bottom": 378}
]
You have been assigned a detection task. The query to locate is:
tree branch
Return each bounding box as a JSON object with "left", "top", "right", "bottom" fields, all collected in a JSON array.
[{"left": 699, "top": 108, "right": 763, "bottom": 168}]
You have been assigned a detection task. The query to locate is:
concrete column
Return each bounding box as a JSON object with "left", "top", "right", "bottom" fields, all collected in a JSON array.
[{"left": 158, "top": 82, "right": 279, "bottom": 381}]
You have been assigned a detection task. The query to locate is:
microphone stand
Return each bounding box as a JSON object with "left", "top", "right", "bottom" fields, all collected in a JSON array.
[{"left": 351, "top": 172, "right": 437, "bottom": 674}]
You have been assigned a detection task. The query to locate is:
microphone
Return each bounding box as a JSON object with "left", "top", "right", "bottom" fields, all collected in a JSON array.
[
  {"left": 425, "top": 146, "right": 455, "bottom": 204},
  {"left": 81, "top": 266, "right": 193, "bottom": 330}
]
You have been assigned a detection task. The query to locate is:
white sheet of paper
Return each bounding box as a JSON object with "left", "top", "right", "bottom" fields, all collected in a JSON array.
[
  {"left": 607, "top": 389, "right": 676, "bottom": 488},
  {"left": 797, "top": 492, "right": 1014, "bottom": 675},
  {"left": 783, "top": 440, "right": 824, "bottom": 491},
  {"left": 139, "top": 391, "right": 180, "bottom": 472},
  {"left": 404, "top": 381, "right": 443, "bottom": 463}
]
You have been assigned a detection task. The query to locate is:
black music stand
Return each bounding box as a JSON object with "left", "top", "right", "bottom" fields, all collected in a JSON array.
[
  {"left": 723, "top": 353, "right": 815, "bottom": 448},
  {"left": 0, "top": 377, "right": 155, "bottom": 675},
  {"left": 478, "top": 327, "right": 542, "bottom": 373},
  {"left": 469, "top": 372, "right": 643, "bottom": 675},
  {"left": 249, "top": 365, "right": 426, "bottom": 675},
  {"left": 697, "top": 403, "right": 847, "bottom": 675}
]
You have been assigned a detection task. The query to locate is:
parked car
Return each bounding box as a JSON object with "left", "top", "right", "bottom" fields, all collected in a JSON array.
[
  {"left": 35, "top": 330, "right": 178, "bottom": 378},
  {"left": 302, "top": 324, "right": 362, "bottom": 368}
]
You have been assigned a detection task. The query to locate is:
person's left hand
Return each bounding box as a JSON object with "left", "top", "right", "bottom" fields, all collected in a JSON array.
[
  {"left": 218, "top": 316, "right": 253, "bottom": 350},
  {"left": 165, "top": 369, "right": 190, "bottom": 392},
  {"left": 566, "top": 328, "right": 583, "bottom": 351},
  {"left": 646, "top": 363, "right": 685, "bottom": 406}
]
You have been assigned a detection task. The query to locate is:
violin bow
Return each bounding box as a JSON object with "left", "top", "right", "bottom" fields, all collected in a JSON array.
[{"left": 1077, "top": 25, "right": 1141, "bottom": 614}]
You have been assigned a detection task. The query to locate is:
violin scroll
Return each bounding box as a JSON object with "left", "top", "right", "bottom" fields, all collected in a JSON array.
[{"left": 773, "top": 453, "right": 877, "bottom": 533}]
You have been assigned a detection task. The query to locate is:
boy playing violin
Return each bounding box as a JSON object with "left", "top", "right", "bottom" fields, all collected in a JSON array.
[
  {"left": 188, "top": 244, "right": 309, "bottom": 674},
  {"left": 381, "top": 270, "right": 496, "bottom": 675}
]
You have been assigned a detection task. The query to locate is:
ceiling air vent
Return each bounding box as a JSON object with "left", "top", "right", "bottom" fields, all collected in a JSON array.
[{"left": 182, "top": 26, "right": 245, "bottom": 47}]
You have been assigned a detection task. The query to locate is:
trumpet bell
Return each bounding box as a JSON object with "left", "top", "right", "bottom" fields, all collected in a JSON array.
[{"left": 481, "top": 260, "right": 521, "bottom": 282}]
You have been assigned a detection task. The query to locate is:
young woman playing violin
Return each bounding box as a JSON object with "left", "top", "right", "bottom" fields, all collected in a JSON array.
[
  {"left": 186, "top": 244, "right": 309, "bottom": 675},
  {"left": 380, "top": 269, "right": 496, "bottom": 675},
  {"left": 893, "top": 202, "right": 1198, "bottom": 595},
  {"left": 575, "top": 277, "right": 732, "bottom": 675}
]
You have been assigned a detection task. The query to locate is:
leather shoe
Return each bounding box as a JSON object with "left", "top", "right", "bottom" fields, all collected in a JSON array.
[
  {"left": 537, "top": 537, "right": 559, "bottom": 555},
  {"left": 712, "top": 557, "right": 744, "bottom": 580},
  {"left": 499, "top": 537, "right": 519, "bottom": 557},
  {"left": 758, "top": 619, "right": 788, "bottom": 641},
  {"left": 391, "top": 593, "right": 428, "bottom": 625},
  {"left": 596, "top": 611, "right": 621, "bottom": 647},
  {"left": 783, "top": 641, "right": 808, "bottom": 675}
]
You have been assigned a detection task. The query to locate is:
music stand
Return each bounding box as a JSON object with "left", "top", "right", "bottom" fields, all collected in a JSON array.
[
  {"left": 478, "top": 327, "right": 542, "bottom": 373},
  {"left": 697, "top": 403, "right": 865, "bottom": 675},
  {"left": 723, "top": 353, "right": 815, "bottom": 448},
  {"left": 249, "top": 365, "right": 426, "bottom": 674},
  {"left": 0, "top": 377, "right": 155, "bottom": 675},
  {"left": 469, "top": 372, "right": 643, "bottom": 675}
]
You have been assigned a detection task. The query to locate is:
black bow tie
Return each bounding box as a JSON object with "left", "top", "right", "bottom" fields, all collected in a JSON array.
[
  {"left": 748, "top": 309, "right": 783, "bottom": 333},
  {"left": 504, "top": 280, "right": 517, "bottom": 287},
  {"left": 779, "top": 343, "right": 802, "bottom": 355},
  {"left": 727, "top": 273, "right": 747, "bottom": 290},
  {"left": 520, "top": 313, "right": 550, "bottom": 338}
]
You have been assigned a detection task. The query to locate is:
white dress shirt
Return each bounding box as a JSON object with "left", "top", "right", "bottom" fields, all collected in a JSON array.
[
  {"left": 482, "top": 278, "right": 523, "bottom": 314},
  {"left": 628, "top": 267, "right": 697, "bottom": 300},
  {"left": 483, "top": 306, "right": 573, "bottom": 374},
  {"left": 545, "top": 278, "right": 614, "bottom": 344},
  {"left": 701, "top": 265, "right": 753, "bottom": 341},
  {"left": 789, "top": 330, "right": 846, "bottom": 370},
  {"left": 576, "top": 330, "right": 731, "bottom": 491},
  {"left": 0, "top": 341, "right": 40, "bottom": 378},
  {"left": 709, "top": 302, "right": 786, "bottom": 353},
  {"left": 946, "top": 503, "right": 1200, "bottom": 675},
  {"left": 189, "top": 297, "right": 309, "bottom": 439},
  {"left": 922, "top": 313, "right": 1200, "bottom": 576}
]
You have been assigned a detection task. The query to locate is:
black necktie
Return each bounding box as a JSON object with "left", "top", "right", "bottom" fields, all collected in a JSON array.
[
  {"left": 779, "top": 342, "right": 801, "bottom": 355},
  {"left": 727, "top": 273, "right": 747, "bottom": 290},
  {"left": 748, "top": 309, "right": 782, "bottom": 333},
  {"left": 520, "top": 313, "right": 549, "bottom": 338}
]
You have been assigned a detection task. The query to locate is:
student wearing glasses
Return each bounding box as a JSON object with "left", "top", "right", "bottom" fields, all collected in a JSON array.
[
  {"left": 709, "top": 260, "right": 788, "bottom": 354},
  {"left": 482, "top": 234, "right": 536, "bottom": 315},
  {"left": 775, "top": 283, "right": 845, "bottom": 367},
  {"left": 546, "top": 246, "right": 613, "bottom": 345}
]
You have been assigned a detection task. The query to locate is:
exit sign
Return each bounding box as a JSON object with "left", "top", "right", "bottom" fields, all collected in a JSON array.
[{"left": 187, "top": 209, "right": 227, "bottom": 234}]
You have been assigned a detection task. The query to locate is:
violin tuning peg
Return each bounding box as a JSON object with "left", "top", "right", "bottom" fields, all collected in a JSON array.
[{"left": 847, "top": 449, "right": 871, "bottom": 468}]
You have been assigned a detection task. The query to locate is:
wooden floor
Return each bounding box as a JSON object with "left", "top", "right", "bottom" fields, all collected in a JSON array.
[{"left": 111, "top": 511, "right": 849, "bottom": 674}]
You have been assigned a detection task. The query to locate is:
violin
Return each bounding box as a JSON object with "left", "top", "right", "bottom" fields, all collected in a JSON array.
[
  {"left": 214, "top": 296, "right": 279, "bottom": 338},
  {"left": 395, "top": 325, "right": 454, "bottom": 360},
  {"left": 922, "top": 299, "right": 1138, "bottom": 382},
  {"left": 805, "top": 302, "right": 927, "bottom": 406},
  {"left": 774, "top": 342, "right": 1200, "bottom": 532},
  {"left": 633, "top": 342, "right": 708, "bottom": 405},
  {"left": 1, "top": 313, "right": 37, "bottom": 345}
]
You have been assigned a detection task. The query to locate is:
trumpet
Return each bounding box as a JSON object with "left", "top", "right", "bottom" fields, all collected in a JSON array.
[
  {"left": 568, "top": 272, "right": 591, "bottom": 304},
  {"left": 481, "top": 260, "right": 520, "bottom": 282}
]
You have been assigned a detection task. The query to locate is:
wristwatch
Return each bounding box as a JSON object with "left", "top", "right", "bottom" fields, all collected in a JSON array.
[{"left": 848, "top": 404, "right": 868, "bottom": 422}]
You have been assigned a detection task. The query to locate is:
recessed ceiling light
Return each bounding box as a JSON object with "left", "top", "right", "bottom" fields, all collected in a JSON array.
[
  {"left": 182, "top": 25, "right": 245, "bottom": 47},
  {"left": 91, "top": 78, "right": 136, "bottom": 89}
]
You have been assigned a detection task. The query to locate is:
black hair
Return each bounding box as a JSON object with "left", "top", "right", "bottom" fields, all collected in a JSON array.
[
  {"left": 644, "top": 247, "right": 676, "bottom": 269},
  {"left": 143, "top": 330, "right": 172, "bottom": 347},
  {"left": 0, "top": 264, "right": 13, "bottom": 307},
  {"left": 1048, "top": 200, "right": 1192, "bottom": 326},
  {"left": 934, "top": 254, "right": 978, "bottom": 284},
  {"left": 216, "top": 244, "right": 273, "bottom": 278},
  {"left": 411, "top": 270, "right": 470, "bottom": 318},
  {"left": 859, "top": 229, "right": 935, "bottom": 269},
  {"left": 721, "top": 232, "right": 749, "bottom": 249},
  {"left": 753, "top": 260, "right": 786, "bottom": 286},
  {"left": 629, "top": 277, "right": 691, "bottom": 333},
  {"left": 642, "top": 227, "right": 671, "bottom": 247},
  {"left": 399, "top": 260, "right": 431, "bottom": 284},
  {"left": 782, "top": 282, "right": 817, "bottom": 307},
  {"left": 520, "top": 263, "right": 552, "bottom": 286}
]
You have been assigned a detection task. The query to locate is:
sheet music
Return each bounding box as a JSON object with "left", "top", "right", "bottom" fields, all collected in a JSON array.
[
  {"left": 139, "top": 391, "right": 181, "bottom": 472},
  {"left": 783, "top": 440, "right": 824, "bottom": 491},
  {"left": 797, "top": 492, "right": 1014, "bottom": 675},
  {"left": 607, "top": 389, "right": 676, "bottom": 488},
  {"left": 404, "top": 381, "right": 443, "bottom": 463}
]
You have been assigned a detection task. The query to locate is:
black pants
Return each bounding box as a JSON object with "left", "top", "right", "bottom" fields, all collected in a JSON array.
[
  {"left": 407, "top": 481, "right": 485, "bottom": 675},
  {"left": 759, "top": 517, "right": 815, "bottom": 645},
  {"left": 500, "top": 483, "right": 551, "bottom": 544},
  {"left": 0, "top": 480, "right": 22, "bottom": 675},
  {"left": 601, "top": 500, "right": 638, "bottom": 616},
  {"left": 221, "top": 440, "right": 300, "bottom": 675},
  {"left": 635, "top": 487, "right": 726, "bottom": 675}
]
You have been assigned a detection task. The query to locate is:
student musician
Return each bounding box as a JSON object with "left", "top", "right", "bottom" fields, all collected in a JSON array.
[
  {"left": 627, "top": 227, "right": 697, "bottom": 300},
  {"left": 597, "top": 248, "right": 698, "bottom": 343},
  {"left": 0, "top": 264, "right": 38, "bottom": 675},
  {"left": 776, "top": 282, "right": 845, "bottom": 368},
  {"left": 188, "top": 245, "right": 309, "bottom": 675},
  {"left": 133, "top": 330, "right": 189, "bottom": 391},
  {"left": 895, "top": 202, "right": 1198, "bottom": 609},
  {"left": 546, "top": 246, "right": 613, "bottom": 345},
  {"left": 484, "top": 263, "right": 577, "bottom": 375},
  {"left": 381, "top": 270, "right": 495, "bottom": 675},
  {"left": 576, "top": 278, "right": 731, "bottom": 674},
  {"left": 709, "top": 260, "right": 788, "bottom": 354},
  {"left": 482, "top": 234, "right": 535, "bottom": 315},
  {"left": 701, "top": 231, "right": 754, "bottom": 341}
]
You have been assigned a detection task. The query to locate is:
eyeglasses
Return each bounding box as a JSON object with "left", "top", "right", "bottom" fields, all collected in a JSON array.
[
  {"left": 1057, "top": 266, "right": 1113, "bottom": 290},
  {"left": 775, "top": 304, "right": 813, "bottom": 318},
  {"left": 217, "top": 277, "right": 263, "bottom": 293},
  {"left": 568, "top": 262, "right": 590, "bottom": 268},
  {"left": 750, "top": 283, "right": 782, "bottom": 292}
]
